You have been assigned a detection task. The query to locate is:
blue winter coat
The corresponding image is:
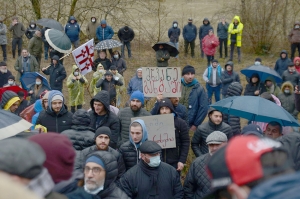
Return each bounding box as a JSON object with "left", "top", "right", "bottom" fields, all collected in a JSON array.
[
  {"left": 127, "top": 70, "right": 143, "bottom": 95},
  {"left": 183, "top": 23, "right": 197, "bottom": 42},
  {"left": 65, "top": 16, "right": 80, "bottom": 42},
  {"left": 96, "top": 20, "right": 114, "bottom": 41},
  {"left": 168, "top": 21, "right": 181, "bottom": 43},
  {"left": 274, "top": 50, "right": 291, "bottom": 76},
  {"left": 199, "top": 18, "right": 213, "bottom": 40},
  {"left": 31, "top": 99, "right": 43, "bottom": 130},
  {"left": 217, "top": 21, "right": 229, "bottom": 39}
]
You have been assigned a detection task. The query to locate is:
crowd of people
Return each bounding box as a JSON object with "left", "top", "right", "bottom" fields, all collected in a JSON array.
[{"left": 0, "top": 14, "right": 300, "bottom": 199}]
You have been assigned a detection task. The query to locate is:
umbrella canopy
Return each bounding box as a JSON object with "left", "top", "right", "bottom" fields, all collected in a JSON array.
[
  {"left": 94, "top": 39, "right": 122, "bottom": 50},
  {"left": 210, "top": 96, "right": 300, "bottom": 127},
  {"left": 45, "top": 29, "right": 72, "bottom": 53},
  {"left": 20, "top": 72, "right": 51, "bottom": 91},
  {"left": 0, "top": 109, "right": 32, "bottom": 140},
  {"left": 36, "top": 18, "right": 64, "bottom": 31},
  {"left": 241, "top": 64, "right": 282, "bottom": 83},
  {"left": 152, "top": 42, "right": 179, "bottom": 57},
  {"left": 0, "top": 86, "right": 28, "bottom": 101}
]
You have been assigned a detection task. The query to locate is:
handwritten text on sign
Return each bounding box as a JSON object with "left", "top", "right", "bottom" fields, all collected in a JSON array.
[
  {"left": 142, "top": 67, "right": 181, "bottom": 97},
  {"left": 131, "top": 114, "right": 176, "bottom": 149}
]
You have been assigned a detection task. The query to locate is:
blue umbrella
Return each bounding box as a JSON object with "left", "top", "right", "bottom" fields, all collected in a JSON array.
[
  {"left": 210, "top": 96, "right": 300, "bottom": 127},
  {"left": 20, "top": 72, "right": 51, "bottom": 91},
  {"left": 241, "top": 64, "right": 282, "bottom": 83}
]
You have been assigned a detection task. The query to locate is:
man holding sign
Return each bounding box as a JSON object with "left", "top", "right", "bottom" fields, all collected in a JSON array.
[{"left": 157, "top": 98, "right": 190, "bottom": 172}]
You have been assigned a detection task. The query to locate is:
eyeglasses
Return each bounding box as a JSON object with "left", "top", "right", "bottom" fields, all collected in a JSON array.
[{"left": 84, "top": 166, "right": 102, "bottom": 175}]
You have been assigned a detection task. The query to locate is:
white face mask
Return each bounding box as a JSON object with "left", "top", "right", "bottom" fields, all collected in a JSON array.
[
  {"left": 114, "top": 55, "right": 119, "bottom": 59},
  {"left": 254, "top": 61, "right": 261, "bottom": 65},
  {"left": 173, "top": 23, "right": 178, "bottom": 28},
  {"left": 36, "top": 81, "right": 41, "bottom": 85},
  {"left": 74, "top": 72, "right": 79, "bottom": 76},
  {"left": 92, "top": 19, "right": 96, "bottom": 23},
  {"left": 284, "top": 89, "right": 290, "bottom": 94},
  {"left": 99, "top": 69, "right": 104, "bottom": 73},
  {"left": 31, "top": 24, "right": 35, "bottom": 28},
  {"left": 8, "top": 80, "right": 14, "bottom": 85},
  {"left": 84, "top": 185, "right": 104, "bottom": 195},
  {"left": 0, "top": 68, "right": 7, "bottom": 73},
  {"left": 147, "top": 155, "right": 161, "bottom": 167},
  {"left": 295, "top": 25, "right": 300, "bottom": 29}
]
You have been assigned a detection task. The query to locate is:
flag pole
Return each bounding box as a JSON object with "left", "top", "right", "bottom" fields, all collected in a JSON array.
[{"left": 43, "top": 52, "right": 72, "bottom": 70}]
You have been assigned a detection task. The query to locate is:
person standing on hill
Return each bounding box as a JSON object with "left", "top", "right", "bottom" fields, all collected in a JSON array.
[
  {"left": 86, "top": 17, "right": 98, "bottom": 43},
  {"left": 65, "top": 16, "right": 80, "bottom": 48},
  {"left": 202, "top": 29, "right": 219, "bottom": 66},
  {"left": 28, "top": 30, "right": 43, "bottom": 66},
  {"left": 168, "top": 21, "right": 180, "bottom": 58},
  {"left": 228, "top": 15, "right": 243, "bottom": 63},
  {"left": 199, "top": 18, "right": 213, "bottom": 58},
  {"left": 217, "top": 17, "right": 229, "bottom": 59},
  {"left": 0, "top": 17, "right": 7, "bottom": 62},
  {"left": 274, "top": 50, "right": 291, "bottom": 76},
  {"left": 96, "top": 20, "right": 114, "bottom": 56},
  {"left": 118, "top": 26, "right": 135, "bottom": 58},
  {"left": 183, "top": 18, "right": 197, "bottom": 58},
  {"left": 9, "top": 16, "right": 25, "bottom": 59},
  {"left": 289, "top": 22, "right": 300, "bottom": 61},
  {"left": 25, "top": 20, "right": 40, "bottom": 40}
]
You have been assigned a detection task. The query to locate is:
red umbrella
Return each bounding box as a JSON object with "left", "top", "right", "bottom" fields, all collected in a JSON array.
[{"left": 0, "top": 86, "right": 28, "bottom": 101}]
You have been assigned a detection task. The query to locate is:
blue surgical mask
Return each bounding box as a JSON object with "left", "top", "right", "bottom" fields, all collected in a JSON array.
[{"left": 147, "top": 155, "right": 161, "bottom": 167}]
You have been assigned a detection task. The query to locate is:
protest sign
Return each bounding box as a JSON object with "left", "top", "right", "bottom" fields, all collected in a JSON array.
[
  {"left": 142, "top": 67, "right": 181, "bottom": 97},
  {"left": 131, "top": 114, "right": 176, "bottom": 149}
]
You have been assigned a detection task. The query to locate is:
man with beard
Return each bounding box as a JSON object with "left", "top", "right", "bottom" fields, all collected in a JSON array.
[
  {"left": 89, "top": 90, "right": 120, "bottom": 149},
  {"left": 75, "top": 126, "right": 125, "bottom": 180},
  {"left": 184, "top": 131, "right": 228, "bottom": 199},
  {"left": 118, "top": 90, "right": 151, "bottom": 145},
  {"left": 0, "top": 61, "right": 12, "bottom": 87},
  {"left": 68, "top": 151, "right": 130, "bottom": 199},
  {"left": 191, "top": 108, "right": 232, "bottom": 157}
]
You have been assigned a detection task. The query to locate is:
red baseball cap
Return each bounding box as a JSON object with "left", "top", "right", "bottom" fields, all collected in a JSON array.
[{"left": 204, "top": 136, "right": 290, "bottom": 198}]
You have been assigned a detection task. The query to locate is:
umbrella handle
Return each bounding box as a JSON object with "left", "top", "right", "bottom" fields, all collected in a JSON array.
[{"left": 43, "top": 52, "right": 72, "bottom": 69}]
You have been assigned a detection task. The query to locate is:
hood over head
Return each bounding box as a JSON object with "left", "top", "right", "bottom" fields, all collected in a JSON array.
[
  {"left": 232, "top": 15, "right": 241, "bottom": 23},
  {"left": 227, "top": 82, "right": 243, "bottom": 97},
  {"left": 47, "top": 90, "right": 65, "bottom": 113},
  {"left": 72, "top": 64, "right": 80, "bottom": 73},
  {"left": 129, "top": 119, "right": 148, "bottom": 148},
  {"left": 90, "top": 90, "right": 110, "bottom": 113},
  {"left": 281, "top": 81, "right": 294, "bottom": 93},
  {"left": 91, "top": 17, "right": 97, "bottom": 22},
  {"left": 136, "top": 68, "right": 142, "bottom": 78},
  {"left": 30, "top": 20, "right": 36, "bottom": 26},
  {"left": 68, "top": 16, "right": 77, "bottom": 23},
  {"left": 203, "top": 17, "right": 210, "bottom": 25},
  {"left": 157, "top": 98, "right": 176, "bottom": 116},
  {"left": 293, "top": 57, "right": 300, "bottom": 65},
  {"left": 294, "top": 21, "right": 300, "bottom": 29},
  {"left": 250, "top": 73, "right": 260, "bottom": 84},
  {"left": 100, "top": 20, "right": 107, "bottom": 25},
  {"left": 173, "top": 20, "right": 178, "bottom": 25},
  {"left": 280, "top": 50, "right": 288, "bottom": 59},
  {"left": 225, "top": 61, "right": 234, "bottom": 70}
]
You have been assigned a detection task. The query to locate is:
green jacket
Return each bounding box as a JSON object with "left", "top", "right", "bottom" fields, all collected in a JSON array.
[
  {"left": 156, "top": 49, "right": 170, "bottom": 67},
  {"left": 9, "top": 22, "right": 25, "bottom": 38},
  {"left": 28, "top": 34, "right": 43, "bottom": 56},
  {"left": 14, "top": 55, "right": 39, "bottom": 81}
]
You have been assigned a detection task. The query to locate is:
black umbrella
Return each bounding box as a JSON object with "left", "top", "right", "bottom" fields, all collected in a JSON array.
[
  {"left": 45, "top": 29, "right": 72, "bottom": 53},
  {"left": 152, "top": 42, "right": 179, "bottom": 57},
  {"left": 95, "top": 39, "right": 123, "bottom": 50},
  {"left": 0, "top": 110, "right": 32, "bottom": 140},
  {"left": 36, "top": 18, "right": 64, "bottom": 31}
]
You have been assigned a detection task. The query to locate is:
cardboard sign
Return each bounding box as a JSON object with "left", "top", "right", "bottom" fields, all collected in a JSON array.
[
  {"left": 131, "top": 114, "right": 176, "bottom": 149},
  {"left": 142, "top": 67, "right": 181, "bottom": 97}
]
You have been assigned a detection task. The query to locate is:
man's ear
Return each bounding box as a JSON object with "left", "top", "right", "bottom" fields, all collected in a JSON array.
[{"left": 227, "top": 184, "right": 250, "bottom": 199}]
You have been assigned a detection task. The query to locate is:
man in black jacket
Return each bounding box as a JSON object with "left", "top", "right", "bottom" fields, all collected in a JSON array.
[
  {"left": 118, "top": 26, "right": 134, "bottom": 58},
  {"left": 191, "top": 108, "right": 232, "bottom": 157},
  {"left": 156, "top": 98, "right": 190, "bottom": 173},
  {"left": 74, "top": 126, "right": 126, "bottom": 181},
  {"left": 89, "top": 90, "right": 120, "bottom": 149},
  {"left": 184, "top": 131, "right": 228, "bottom": 199},
  {"left": 36, "top": 90, "right": 73, "bottom": 133},
  {"left": 68, "top": 151, "right": 130, "bottom": 199},
  {"left": 118, "top": 141, "right": 184, "bottom": 199},
  {"left": 41, "top": 55, "right": 66, "bottom": 92}
]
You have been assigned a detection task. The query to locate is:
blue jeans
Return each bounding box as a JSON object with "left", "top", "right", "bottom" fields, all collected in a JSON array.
[
  {"left": 206, "top": 84, "right": 221, "bottom": 104},
  {"left": 121, "top": 41, "right": 131, "bottom": 58},
  {"left": 170, "top": 42, "right": 179, "bottom": 58}
]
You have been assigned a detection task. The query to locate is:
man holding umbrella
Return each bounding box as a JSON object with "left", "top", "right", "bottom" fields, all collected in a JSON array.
[{"left": 156, "top": 44, "right": 170, "bottom": 67}]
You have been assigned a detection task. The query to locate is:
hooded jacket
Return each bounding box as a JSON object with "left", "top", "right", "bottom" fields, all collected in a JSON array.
[
  {"left": 29, "top": 83, "right": 48, "bottom": 105},
  {"left": 92, "top": 56, "right": 112, "bottom": 71},
  {"left": 96, "top": 20, "right": 114, "bottom": 41},
  {"left": 36, "top": 90, "right": 73, "bottom": 133},
  {"left": 244, "top": 73, "right": 262, "bottom": 96},
  {"left": 0, "top": 90, "right": 20, "bottom": 111},
  {"left": 260, "top": 76, "right": 281, "bottom": 97},
  {"left": 96, "top": 71, "right": 123, "bottom": 100},
  {"left": 168, "top": 21, "right": 181, "bottom": 43},
  {"left": 183, "top": 21, "right": 197, "bottom": 42},
  {"left": 118, "top": 26, "right": 135, "bottom": 42},
  {"left": 0, "top": 69, "right": 12, "bottom": 87},
  {"left": 221, "top": 61, "right": 240, "bottom": 95},
  {"left": 223, "top": 82, "right": 243, "bottom": 136},
  {"left": 191, "top": 108, "right": 233, "bottom": 157},
  {"left": 68, "top": 151, "right": 130, "bottom": 199},
  {"left": 89, "top": 91, "right": 120, "bottom": 148},
  {"left": 156, "top": 48, "right": 170, "bottom": 67},
  {"left": 0, "top": 18, "right": 7, "bottom": 45},
  {"left": 202, "top": 33, "right": 219, "bottom": 56},
  {"left": 28, "top": 33, "right": 43, "bottom": 57},
  {"left": 118, "top": 105, "right": 151, "bottom": 145},
  {"left": 14, "top": 55, "right": 39, "bottom": 81},
  {"left": 25, "top": 20, "right": 40, "bottom": 39},
  {"left": 89, "top": 64, "right": 105, "bottom": 95},
  {"left": 282, "top": 66, "right": 300, "bottom": 87},
  {"left": 86, "top": 17, "right": 98, "bottom": 40},
  {"left": 199, "top": 18, "right": 213, "bottom": 40},
  {"left": 294, "top": 57, "right": 300, "bottom": 73},
  {"left": 274, "top": 50, "right": 292, "bottom": 76},
  {"left": 61, "top": 109, "right": 95, "bottom": 150},
  {"left": 288, "top": 22, "right": 300, "bottom": 43},
  {"left": 217, "top": 20, "right": 229, "bottom": 39},
  {"left": 228, "top": 16, "right": 243, "bottom": 47},
  {"left": 127, "top": 68, "right": 143, "bottom": 95},
  {"left": 65, "top": 16, "right": 80, "bottom": 42},
  {"left": 42, "top": 59, "right": 66, "bottom": 90},
  {"left": 31, "top": 99, "right": 43, "bottom": 129},
  {"left": 277, "top": 81, "right": 298, "bottom": 118},
  {"left": 111, "top": 52, "right": 127, "bottom": 75},
  {"left": 156, "top": 99, "right": 190, "bottom": 165},
  {"left": 67, "top": 65, "right": 88, "bottom": 106},
  {"left": 118, "top": 119, "right": 148, "bottom": 171}
]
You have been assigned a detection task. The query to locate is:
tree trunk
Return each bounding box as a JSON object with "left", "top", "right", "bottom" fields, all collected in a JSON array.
[
  {"left": 30, "top": 0, "right": 41, "bottom": 19},
  {"left": 69, "top": 0, "right": 79, "bottom": 17}
]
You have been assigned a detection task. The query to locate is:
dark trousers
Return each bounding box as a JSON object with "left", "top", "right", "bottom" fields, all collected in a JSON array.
[
  {"left": 44, "top": 42, "right": 49, "bottom": 60},
  {"left": 12, "top": 37, "right": 22, "bottom": 58},
  {"left": 219, "top": 38, "right": 228, "bottom": 58},
  {"left": 184, "top": 40, "right": 195, "bottom": 57},
  {"left": 291, "top": 43, "right": 300, "bottom": 61},
  {"left": 230, "top": 42, "right": 241, "bottom": 61},
  {"left": 0, "top": 45, "right": 7, "bottom": 61},
  {"left": 200, "top": 39, "right": 204, "bottom": 58},
  {"left": 32, "top": 55, "right": 41, "bottom": 66},
  {"left": 71, "top": 105, "right": 82, "bottom": 113},
  {"left": 206, "top": 55, "right": 214, "bottom": 66},
  {"left": 121, "top": 41, "right": 131, "bottom": 58}
]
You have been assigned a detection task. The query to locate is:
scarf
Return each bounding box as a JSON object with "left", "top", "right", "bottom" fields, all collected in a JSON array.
[
  {"left": 22, "top": 56, "right": 31, "bottom": 72},
  {"left": 181, "top": 78, "right": 198, "bottom": 87},
  {"left": 138, "top": 160, "right": 160, "bottom": 199},
  {"left": 27, "top": 168, "right": 55, "bottom": 198}
]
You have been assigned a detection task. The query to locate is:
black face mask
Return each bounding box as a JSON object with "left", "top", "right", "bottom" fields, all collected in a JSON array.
[{"left": 188, "top": 22, "right": 192, "bottom": 25}]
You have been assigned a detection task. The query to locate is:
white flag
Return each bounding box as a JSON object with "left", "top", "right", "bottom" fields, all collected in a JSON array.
[{"left": 72, "top": 39, "right": 94, "bottom": 75}]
